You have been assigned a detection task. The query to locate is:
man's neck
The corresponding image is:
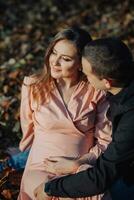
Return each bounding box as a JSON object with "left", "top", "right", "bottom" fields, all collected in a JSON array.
[{"left": 109, "top": 87, "right": 123, "bottom": 95}]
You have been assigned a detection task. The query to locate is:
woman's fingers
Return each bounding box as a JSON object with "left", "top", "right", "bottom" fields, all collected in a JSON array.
[
  {"left": 46, "top": 156, "right": 62, "bottom": 162},
  {"left": 43, "top": 160, "right": 57, "bottom": 174}
]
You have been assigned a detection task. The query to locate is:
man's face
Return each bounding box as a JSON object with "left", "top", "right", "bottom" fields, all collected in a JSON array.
[{"left": 82, "top": 57, "right": 107, "bottom": 90}]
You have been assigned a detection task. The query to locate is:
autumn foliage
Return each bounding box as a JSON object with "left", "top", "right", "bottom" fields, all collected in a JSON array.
[{"left": 0, "top": 0, "right": 134, "bottom": 199}]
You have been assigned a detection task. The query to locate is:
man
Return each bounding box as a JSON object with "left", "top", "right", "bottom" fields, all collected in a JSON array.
[{"left": 34, "top": 38, "right": 134, "bottom": 199}]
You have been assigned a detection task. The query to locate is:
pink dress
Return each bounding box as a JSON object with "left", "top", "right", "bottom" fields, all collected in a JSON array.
[{"left": 18, "top": 76, "right": 112, "bottom": 200}]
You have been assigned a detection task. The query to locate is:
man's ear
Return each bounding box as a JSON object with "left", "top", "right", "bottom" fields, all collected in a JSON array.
[{"left": 103, "top": 78, "right": 112, "bottom": 89}]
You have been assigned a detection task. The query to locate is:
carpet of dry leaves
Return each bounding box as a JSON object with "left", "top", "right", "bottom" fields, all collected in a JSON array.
[{"left": 0, "top": 0, "right": 134, "bottom": 199}]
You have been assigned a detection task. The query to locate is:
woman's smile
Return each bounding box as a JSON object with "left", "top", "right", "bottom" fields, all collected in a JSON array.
[{"left": 52, "top": 66, "right": 61, "bottom": 72}]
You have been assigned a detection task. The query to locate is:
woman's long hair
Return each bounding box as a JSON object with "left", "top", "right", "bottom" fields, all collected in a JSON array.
[{"left": 27, "top": 27, "right": 92, "bottom": 106}]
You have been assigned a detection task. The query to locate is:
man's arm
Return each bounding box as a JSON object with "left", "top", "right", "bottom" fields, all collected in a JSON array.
[
  {"left": 44, "top": 110, "right": 134, "bottom": 198},
  {"left": 44, "top": 147, "right": 117, "bottom": 197}
]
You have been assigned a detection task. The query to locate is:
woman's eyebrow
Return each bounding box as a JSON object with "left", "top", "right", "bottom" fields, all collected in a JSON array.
[{"left": 53, "top": 48, "right": 74, "bottom": 58}]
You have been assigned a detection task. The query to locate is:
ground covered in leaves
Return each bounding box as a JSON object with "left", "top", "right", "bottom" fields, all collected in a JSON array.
[{"left": 0, "top": 0, "right": 134, "bottom": 199}]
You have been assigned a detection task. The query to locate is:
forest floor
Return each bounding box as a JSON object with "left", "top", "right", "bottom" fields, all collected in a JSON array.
[{"left": 0, "top": 0, "right": 134, "bottom": 199}]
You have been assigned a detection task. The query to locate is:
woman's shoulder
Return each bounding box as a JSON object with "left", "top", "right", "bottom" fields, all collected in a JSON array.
[
  {"left": 21, "top": 76, "right": 36, "bottom": 99},
  {"left": 23, "top": 75, "right": 36, "bottom": 85}
]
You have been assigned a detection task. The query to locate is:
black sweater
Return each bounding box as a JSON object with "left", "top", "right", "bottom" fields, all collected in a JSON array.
[{"left": 45, "top": 81, "right": 134, "bottom": 198}]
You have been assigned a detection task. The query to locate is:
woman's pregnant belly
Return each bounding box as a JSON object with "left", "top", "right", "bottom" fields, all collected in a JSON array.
[{"left": 30, "top": 131, "right": 91, "bottom": 168}]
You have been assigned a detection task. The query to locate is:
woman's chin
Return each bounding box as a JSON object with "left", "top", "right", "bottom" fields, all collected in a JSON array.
[{"left": 51, "top": 73, "right": 61, "bottom": 79}]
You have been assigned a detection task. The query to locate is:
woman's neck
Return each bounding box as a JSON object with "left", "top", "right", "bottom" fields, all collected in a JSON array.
[
  {"left": 55, "top": 74, "right": 81, "bottom": 106},
  {"left": 56, "top": 73, "right": 81, "bottom": 89}
]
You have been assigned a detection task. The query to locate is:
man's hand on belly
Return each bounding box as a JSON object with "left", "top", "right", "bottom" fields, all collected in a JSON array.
[{"left": 34, "top": 182, "right": 52, "bottom": 200}]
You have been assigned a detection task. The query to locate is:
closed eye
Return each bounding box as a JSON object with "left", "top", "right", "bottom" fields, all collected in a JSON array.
[{"left": 63, "top": 57, "right": 72, "bottom": 62}]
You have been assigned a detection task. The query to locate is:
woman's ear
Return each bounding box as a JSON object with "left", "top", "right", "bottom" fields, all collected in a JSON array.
[
  {"left": 78, "top": 64, "right": 82, "bottom": 71},
  {"left": 78, "top": 67, "right": 82, "bottom": 71}
]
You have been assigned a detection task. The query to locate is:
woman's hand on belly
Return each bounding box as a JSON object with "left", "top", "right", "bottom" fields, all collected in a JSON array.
[{"left": 43, "top": 156, "right": 80, "bottom": 176}]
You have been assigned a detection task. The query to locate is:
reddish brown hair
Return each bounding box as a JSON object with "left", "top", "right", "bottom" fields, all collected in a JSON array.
[{"left": 27, "top": 27, "right": 92, "bottom": 106}]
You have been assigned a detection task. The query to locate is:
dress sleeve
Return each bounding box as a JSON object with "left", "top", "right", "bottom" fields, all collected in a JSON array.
[
  {"left": 86, "top": 93, "right": 112, "bottom": 165},
  {"left": 19, "top": 76, "right": 34, "bottom": 152},
  {"left": 77, "top": 92, "right": 112, "bottom": 169}
]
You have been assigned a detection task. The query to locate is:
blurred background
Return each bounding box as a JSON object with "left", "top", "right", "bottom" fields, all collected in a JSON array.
[
  {"left": 0, "top": 0, "right": 134, "bottom": 156},
  {"left": 0, "top": 0, "right": 134, "bottom": 199}
]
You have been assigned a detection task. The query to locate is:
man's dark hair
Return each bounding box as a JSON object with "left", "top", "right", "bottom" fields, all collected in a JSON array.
[{"left": 83, "top": 37, "right": 134, "bottom": 87}]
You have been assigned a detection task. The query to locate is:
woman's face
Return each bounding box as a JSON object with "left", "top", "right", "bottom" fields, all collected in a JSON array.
[{"left": 49, "top": 39, "right": 81, "bottom": 79}]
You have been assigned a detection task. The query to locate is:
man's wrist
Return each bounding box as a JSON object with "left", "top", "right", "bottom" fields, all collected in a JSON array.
[{"left": 44, "top": 182, "right": 51, "bottom": 196}]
